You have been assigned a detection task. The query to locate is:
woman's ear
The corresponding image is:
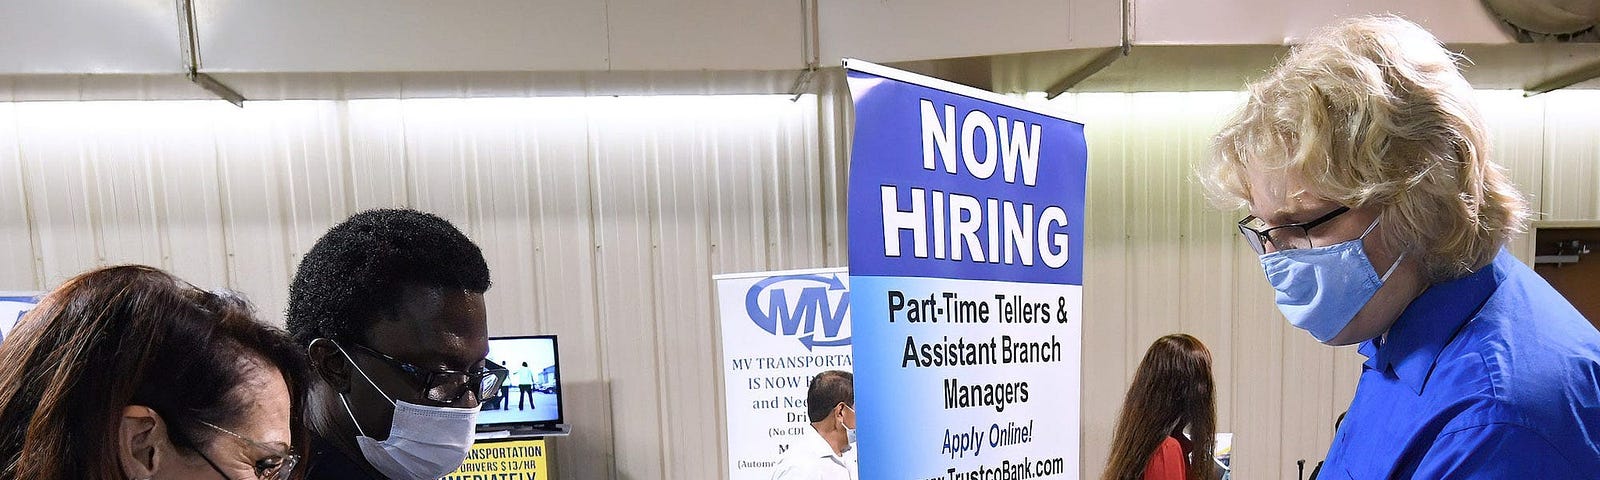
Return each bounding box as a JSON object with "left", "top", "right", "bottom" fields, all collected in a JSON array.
[
  {"left": 308, "top": 338, "right": 353, "bottom": 393},
  {"left": 118, "top": 405, "right": 166, "bottom": 479}
]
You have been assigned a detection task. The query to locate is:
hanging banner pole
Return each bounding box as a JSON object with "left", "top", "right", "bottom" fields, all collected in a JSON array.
[{"left": 844, "top": 59, "right": 1086, "bottom": 480}]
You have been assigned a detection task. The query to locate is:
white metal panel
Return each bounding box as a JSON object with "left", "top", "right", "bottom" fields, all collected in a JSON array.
[
  {"left": 1133, "top": 0, "right": 1512, "bottom": 45},
  {"left": 14, "top": 102, "right": 124, "bottom": 286},
  {"left": 607, "top": 0, "right": 806, "bottom": 71},
  {"left": 0, "top": 75, "right": 215, "bottom": 102},
  {"left": 0, "top": 0, "right": 182, "bottom": 74},
  {"left": 1542, "top": 90, "right": 1600, "bottom": 221},
  {"left": 0, "top": 103, "right": 40, "bottom": 289},
  {"left": 1475, "top": 90, "right": 1547, "bottom": 262},
  {"left": 0, "top": 85, "right": 1586, "bottom": 480},
  {"left": 193, "top": 0, "right": 611, "bottom": 73},
  {"left": 587, "top": 99, "right": 671, "bottom": 480},
  {"left": 818, "top": 0, "right": 1123, "bottom": 66}
]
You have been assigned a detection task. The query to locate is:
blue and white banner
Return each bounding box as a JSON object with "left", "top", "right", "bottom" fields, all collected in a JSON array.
[
  {"left": 845, "top": 59, "right": 1086, "bottom": 480},
  {"left": 716, "top": 267, "right": 853, "bottom": 479},
  {"left": 0, "top": 292, "right": 42, "bottom": 346}
]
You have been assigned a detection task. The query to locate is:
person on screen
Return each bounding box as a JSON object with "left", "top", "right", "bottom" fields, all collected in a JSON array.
[
  {"left": 772, "top": 370, "right": 856, "bottom": 480},
  {"left": 288, "top": 209, "right": 504, "bottom": 480},
  {"left": 512, "top": 362, "right": 537, "bottom": 410},
  {"left": 1101, "top": 334, "right": 1216, "bottom": 480},
  {"left": 1203, "top": 16, "right": 1600, "bottom": 477},
  {"left": 499, "top": 360, "right": 513, "bottom": 408},
  {"left": 0, "top": 266, "right": 304, "bottom": 480},
  {"left": 482, "top": 360, "right": 510, "bottom": 411}
]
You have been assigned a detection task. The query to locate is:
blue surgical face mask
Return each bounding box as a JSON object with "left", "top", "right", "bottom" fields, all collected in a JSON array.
[
  {"left": 842, "top": 404, "right": 857, "bottom": 446},
  {"left": 1260, "top": 217, "right": 1405, "bottom": 344}
]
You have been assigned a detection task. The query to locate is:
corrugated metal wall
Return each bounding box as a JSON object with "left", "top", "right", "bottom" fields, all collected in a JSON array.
[
  {"left": 0, "top": 87, "right": 1594, "bottom": 479},
  {"left": 0, "top": 95, "right": 837, "bottom": 480}
]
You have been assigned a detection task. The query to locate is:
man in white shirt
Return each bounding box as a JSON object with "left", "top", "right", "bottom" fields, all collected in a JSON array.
[
  {"left": 772, "top": 370, "right": 857, "bottom": 480},
  {"left": 513, "top": 361, "right": 537, "bottom": 410}
]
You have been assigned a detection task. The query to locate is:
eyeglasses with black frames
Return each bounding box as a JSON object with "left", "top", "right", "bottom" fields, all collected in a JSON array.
[
  {"left": 350, "top": 343, "right": 507, "bottom": 405},
  {"left": 1236, "top": 206, "right": 1351, "bottom": 255}
]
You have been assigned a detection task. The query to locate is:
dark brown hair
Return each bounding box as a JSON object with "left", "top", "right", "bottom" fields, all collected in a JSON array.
[
  {"left": 1103, "top": 334, "right": 1217, "bottom": 480},
  {"left": 0, "top": 265, "right": 305, "bottom": 480},
  {"left": 806, "top": 370, "right": 853, "bottom": 423}
]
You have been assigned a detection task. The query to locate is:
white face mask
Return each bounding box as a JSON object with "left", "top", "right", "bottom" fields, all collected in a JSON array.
[
  {"left": 841, "top": 404, "right": 857, "bottom": 447},
  {"left": 335, "top": 343, "right": 479, "bottom": 480}
]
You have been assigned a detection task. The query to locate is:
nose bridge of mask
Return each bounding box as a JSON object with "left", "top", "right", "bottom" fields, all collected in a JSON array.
[{"left": 390, "top": 401, "right": 478, "bottom": 437}]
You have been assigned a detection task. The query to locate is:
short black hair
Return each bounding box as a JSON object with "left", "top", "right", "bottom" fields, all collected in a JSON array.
[
  {"left": 806, "top": 370, "right": 853, "bottom": 423},
  {"left": 286, "top": 209, "right": 491, "bottom": 346}
]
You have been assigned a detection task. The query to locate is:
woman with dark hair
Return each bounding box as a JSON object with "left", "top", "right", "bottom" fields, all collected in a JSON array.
[
  {"left": 0, "top": 265, "right": 305, "bottom": 480},
  {"left": 1103, "top": 334, "right": 1217, "bottom": 480}
]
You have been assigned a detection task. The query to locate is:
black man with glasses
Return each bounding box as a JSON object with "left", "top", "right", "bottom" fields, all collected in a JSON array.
[
  {"left": 1205, "top": 16, "right": 1599, "bottom": 480},
  {"left": 287, "top": 209, "right": 505, "bottom": 480}
]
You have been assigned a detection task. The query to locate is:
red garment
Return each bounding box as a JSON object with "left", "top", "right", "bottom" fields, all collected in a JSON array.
[{"left": 1142, "top": 436, "right": 1188, "bottom": 480}]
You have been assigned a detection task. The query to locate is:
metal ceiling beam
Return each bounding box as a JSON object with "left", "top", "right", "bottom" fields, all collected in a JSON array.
[
  {"left": 789, "top": 0, "right": 821, "bottom": 100},
  {"left": 1524, "top": 57, "right": 1600, "bottom": 96},
  {"left": 1044, "top": 47, "right": 1124, "bottom": 99},
  {"left": 177, "top": 0, "right": 245, "bottom": 107},
  {"left": 1044, "top": 0, "right": 1130, "bottom": 98}
]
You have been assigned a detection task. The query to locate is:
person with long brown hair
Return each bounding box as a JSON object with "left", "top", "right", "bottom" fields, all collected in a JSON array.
[
  {"left": 0, "top": 265, "right": 305, "bottom": 480},
  {"left": 1102, "top": 334, "right": 1217, "bottom": 480}
]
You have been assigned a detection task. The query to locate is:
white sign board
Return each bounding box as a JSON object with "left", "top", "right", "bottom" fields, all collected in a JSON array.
[{"left": 716, "top": 267, "right": 852, "bottom": 480}]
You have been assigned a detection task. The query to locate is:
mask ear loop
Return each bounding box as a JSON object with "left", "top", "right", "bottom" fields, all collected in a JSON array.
[
  {"left": 1357, "top": 216, "right": 1407, "bottom": 282},
  {"left": 1380, "top": 252, "right": 1408, "bottom": 282},
  {"left": 1357, "top": 216, "right": 1382, "bottom": 239},
  {"left": 837, "top": 403, "right": 847, "bottom": 430},
  {"left": 315, "top": 338, "right": 396, "bottom": 438}
]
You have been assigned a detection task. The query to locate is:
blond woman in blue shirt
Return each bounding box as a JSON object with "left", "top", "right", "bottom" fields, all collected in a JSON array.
[{"left": 1203, "top": 15, "right": 1600, "bottom": 479}]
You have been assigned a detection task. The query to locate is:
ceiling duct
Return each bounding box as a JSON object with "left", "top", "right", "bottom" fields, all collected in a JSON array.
[{"left": 1483, "top": 0, "right": 1600, "bottom": 41}]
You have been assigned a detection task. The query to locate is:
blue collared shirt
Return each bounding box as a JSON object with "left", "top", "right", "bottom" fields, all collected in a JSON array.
[{"left": 1323, "top": 250, "right": 1600, "bottom": 478}]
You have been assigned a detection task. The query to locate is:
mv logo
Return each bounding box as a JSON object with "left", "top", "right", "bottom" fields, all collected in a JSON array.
[{"left": 745, "top": 273, "right": 850, "bottom": 351}]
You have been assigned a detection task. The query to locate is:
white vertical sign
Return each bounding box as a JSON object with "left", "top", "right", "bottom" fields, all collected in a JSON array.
[
  {"left": 845, "top": 59, "right": 1086, "bottom": 480},
  {"left": 716, "top": 267, "right": 852, "bottom": 480}
]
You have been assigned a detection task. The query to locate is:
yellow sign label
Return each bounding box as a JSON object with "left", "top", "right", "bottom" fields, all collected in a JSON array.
[{"left": 443, "top": 438, "right": 549, "bottom": 480}]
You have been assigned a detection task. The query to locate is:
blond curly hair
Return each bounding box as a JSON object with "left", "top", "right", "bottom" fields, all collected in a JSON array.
[{"left": 1203, "top": 15, "right": 1528, "bottom": 282}]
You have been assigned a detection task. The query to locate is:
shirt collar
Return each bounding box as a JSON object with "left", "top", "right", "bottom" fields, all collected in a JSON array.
[
  {"left": 1359, "top": 250, "right": 1507, "bottom": 394},
  {"left": 803, "top": 425, "right": 845, "bottom": 460}
]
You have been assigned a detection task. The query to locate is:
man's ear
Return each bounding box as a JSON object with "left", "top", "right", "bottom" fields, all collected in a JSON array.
[
  {"left": 118, "top": 405, "right": 166, "bottom": 479},
  {"left": 308, "top": 338, "right": 353, "bottom": 393}
]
